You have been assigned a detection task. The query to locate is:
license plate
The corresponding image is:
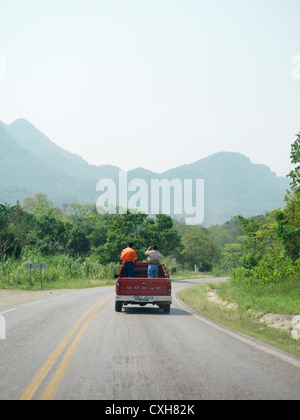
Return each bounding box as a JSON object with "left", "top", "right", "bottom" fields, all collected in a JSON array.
[{"left": 135, "top": 296, "right": 153, "bottom": 302}]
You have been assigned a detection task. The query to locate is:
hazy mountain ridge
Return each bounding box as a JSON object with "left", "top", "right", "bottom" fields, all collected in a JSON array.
[{"left": 0, "top": 118, "right": 289, "bottom": 225}]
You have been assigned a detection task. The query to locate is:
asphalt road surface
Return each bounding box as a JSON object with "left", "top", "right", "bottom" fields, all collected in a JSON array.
[{"left": 0, "top": 279, "right": 300, "bottom": 400}]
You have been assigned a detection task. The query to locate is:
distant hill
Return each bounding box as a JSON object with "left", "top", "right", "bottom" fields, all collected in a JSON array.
[
  {"left": 0, "top": 119, "right": 120, "bottom": 206},
  {"left": 0, "top": 118, "right": 289, "bottom": 226},
  {"left": 5, "top": 119, "right": 120, "bottom": 181}
]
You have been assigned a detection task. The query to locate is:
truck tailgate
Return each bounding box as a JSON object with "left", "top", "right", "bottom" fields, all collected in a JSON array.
[{"left": 117, "top": 277, "right": 170, "bottom": 296}]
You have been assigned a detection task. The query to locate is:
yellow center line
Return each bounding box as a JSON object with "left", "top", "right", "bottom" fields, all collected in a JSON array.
[
  {"left": 20, "top": 294, "right": 114, "bottom": 401},
  {"left": 40, "top": 295, "right": 112, "bottom": 400}
]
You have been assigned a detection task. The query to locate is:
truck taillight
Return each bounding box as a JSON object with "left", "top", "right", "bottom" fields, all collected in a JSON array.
[
  {"left": 167, "top": 280, "right": 171, "bottom": 293},
  {"left": 116, "top": 282, "right": 120, "bottom": 292}
]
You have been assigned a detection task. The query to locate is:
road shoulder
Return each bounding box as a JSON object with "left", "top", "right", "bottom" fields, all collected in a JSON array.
[{"left": 0, "top": 289, "right": 74, "bottom": 311}]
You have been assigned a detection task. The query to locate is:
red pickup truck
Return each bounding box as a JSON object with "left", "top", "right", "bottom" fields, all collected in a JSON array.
[{"left": 115, "top": 262, "right": 172, "bottom": 313}]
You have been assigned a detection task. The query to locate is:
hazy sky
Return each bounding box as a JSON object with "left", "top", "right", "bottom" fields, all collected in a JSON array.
[{"left": 0, "top": 0, "right": 299, "bottom": 176}]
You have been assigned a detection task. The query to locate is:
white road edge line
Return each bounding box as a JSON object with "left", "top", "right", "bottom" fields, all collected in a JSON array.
[
  {"left": 174, "top": 294, "right": 300, "bottom": 369},
  {"left": 0, "top": 308, "right": 16, "bottom": 316},
  {"left": 0, "top": 292, "right": 72, "bottom": 314}
]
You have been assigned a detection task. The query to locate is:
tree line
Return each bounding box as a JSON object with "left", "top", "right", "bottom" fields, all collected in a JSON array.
[{"left": 0, "top": 192, "right": 228, "bottom": 272}]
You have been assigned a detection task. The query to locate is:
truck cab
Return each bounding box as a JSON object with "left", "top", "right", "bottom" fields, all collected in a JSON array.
[{"left": 115, "top": 262, "right": 172, "bottom": 313}]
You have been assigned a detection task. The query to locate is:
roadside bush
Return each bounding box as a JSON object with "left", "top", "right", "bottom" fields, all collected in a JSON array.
[
  {"left": 230, "top": 243, "right": 297, "bottom": 286},
  {"left": 229, "top": 266, "right": 254, "bottom": 286}
]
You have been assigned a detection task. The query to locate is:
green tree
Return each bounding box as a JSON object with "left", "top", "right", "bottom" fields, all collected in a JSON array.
[
  {"left": 23, "top": 193, "right": 53, "bottom": 212},
  {"left": 97, "top": 212, "right": 182, "bottom": 264},
  {"left": 182, "top": 230, "right": 219, "bottom": 271},
  {"left": 287, "top": 132, "right": 300, "bottom": 189},
  {"left": 275, "top": 134, "right": 300, "bottom": 261},
  {"left": 139, "top": 214, "right": 182, "bottom": 257},
  {"left": 65, "top": 203, "right": 96, "bottom": 224},
  {"left": 275, "top": 189, "right": 300, "bottom": 261},
  {"left": 30, "top": 206, "right": 68, "bottom": 255},
  {"left": 236, "top": 213, "right": 280, "bottom": 269},
  {"left": 0, "top": 203, "right": 33, "bottom": 259},
  {"left": 66, "top": 226, "right": 91, "bottom": 256},
  {"left": 96, "top": 212, "right": 139, "bottom": 264},
  {"left": 216, "top": 243, "right": 243, "bottom": 273}
]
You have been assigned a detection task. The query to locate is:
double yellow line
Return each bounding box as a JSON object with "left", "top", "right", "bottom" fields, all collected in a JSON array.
[{"left": 20, "top": 294, "right": 113, "bottom": 400}]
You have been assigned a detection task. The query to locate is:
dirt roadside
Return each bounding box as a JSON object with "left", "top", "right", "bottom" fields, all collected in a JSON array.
[{"left": 0, "top": 289, "right": 73, "bottom": 311}]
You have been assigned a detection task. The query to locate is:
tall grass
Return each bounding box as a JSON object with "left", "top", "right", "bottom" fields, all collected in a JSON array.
[
  {"left": 218, "top": 273, "right": 300, "bottom": 315},
  {"left": 0, "top": 247, "right": 119, "bottom": 290}
]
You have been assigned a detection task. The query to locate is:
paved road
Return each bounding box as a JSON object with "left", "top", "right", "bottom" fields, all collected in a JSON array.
[{"left": 0, "top": 279, "right": 300, "bottom": 400}]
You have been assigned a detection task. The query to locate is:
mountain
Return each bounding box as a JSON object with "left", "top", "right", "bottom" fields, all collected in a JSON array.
[
  {"left": 0, "top": 122, "right": 96, "bottom": 205},
  {"left": 0, "top": 118, "right": 290, "bottom": 226},
  {"left": 161, "top": 152, "right": 289, "bottom": 225},
  {"left": 0, "top": 119, "right": 120, "bottom": 206},
  {"left": 4, "top": 119, "right": 120, "bottom": 181}
]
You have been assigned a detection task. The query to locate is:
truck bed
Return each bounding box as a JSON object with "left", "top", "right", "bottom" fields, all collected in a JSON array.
[{"left": 115, "top": 262, "right": 172, "bottom": 313}]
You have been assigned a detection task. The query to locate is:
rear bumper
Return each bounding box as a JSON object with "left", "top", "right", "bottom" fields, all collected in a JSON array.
[{"left": 116, "top": 295, "right": 172, "bottom": 304}]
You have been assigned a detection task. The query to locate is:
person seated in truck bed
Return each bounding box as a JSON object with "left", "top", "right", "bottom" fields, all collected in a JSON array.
[
  {"left": 145, "top": 244, "right": 162, "bottom": 278},
  {"left": 121, "top": 242, "right": 138, "bottom": 277}
]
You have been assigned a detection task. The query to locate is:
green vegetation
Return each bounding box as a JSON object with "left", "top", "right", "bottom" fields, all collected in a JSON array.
[
  {"left": 179, "top": 133, "right": 300, "bottom": 355},
  {"left": 0, "top": 201, "right": 184, "bottom": 289},
  {"left": 0, "top": 248, "right": 119, "bottom": 290},
  {"left": 227, "top": 133, "right": 300, "bottom": 287},
  {"left": 218, "top": 274, "right": 300, "bottom": 315}
]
